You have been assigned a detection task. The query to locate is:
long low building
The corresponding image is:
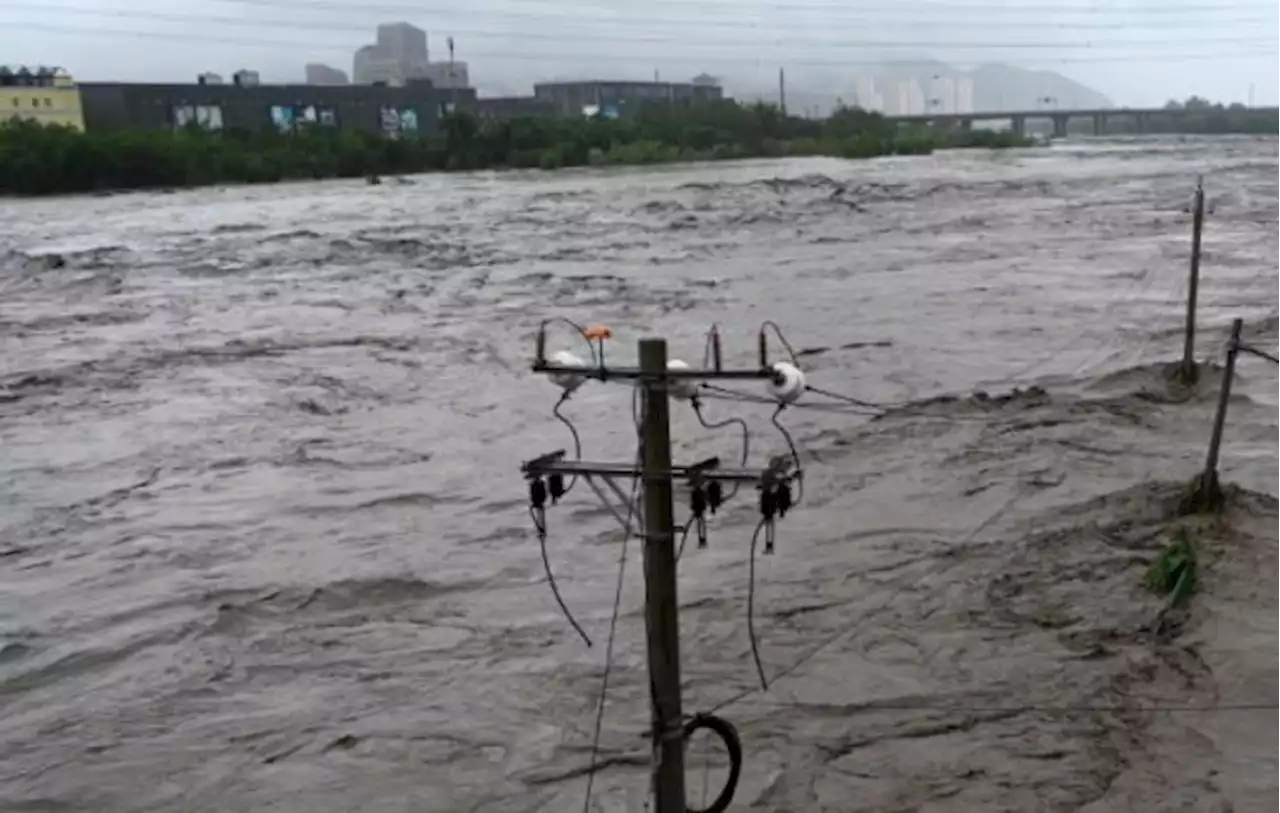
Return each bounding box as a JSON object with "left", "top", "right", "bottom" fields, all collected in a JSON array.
[
  {"left": 78, "top": 78, "right": 478, "bottom": 136},
  {"left": 533, "top": 80, "right": 725, "bottom": 117},
  {"left": 9, "top": 70, "right": 727, "bottom": 136}
]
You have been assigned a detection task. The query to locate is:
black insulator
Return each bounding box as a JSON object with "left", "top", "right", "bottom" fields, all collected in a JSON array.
[
  {"left": 529, "top": 478, "right": 547, "bottom": 509},
  {"left": 690, "top": 485, "right": 707, "bottom": 517},
  {"left": 775, "top": 483, "right": 793, "bottom": 518},
  {"left": 707, "top": 481, "right": 724, "bottom": 514},
  {"left": 548, "top": 473, "right": 566, "bottom": 503},
  {"left": 697, "top": 516, "right": 708, "bottom": 549},
  {"left": 759, "top": 486, "right": 776, "bottom": 520}
]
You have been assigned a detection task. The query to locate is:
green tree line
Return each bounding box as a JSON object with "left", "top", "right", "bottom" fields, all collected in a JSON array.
[
  {"left": 0, "top": 101, "right": 1025, "bottom": 197},
  {"left": 1151, "top": 96, "right": 1279, "bottom": 135}
]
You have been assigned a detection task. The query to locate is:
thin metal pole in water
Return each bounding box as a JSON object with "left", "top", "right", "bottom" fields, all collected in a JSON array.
[
  {"left": 1181, "top": 177, "right": 1205, "bottom": 382},
  {"left": 638, "top": 338, "right": 686, "bottom": 813},
  {"left": 1203, "top": 318, "right": 1242, "bottom": 485}
]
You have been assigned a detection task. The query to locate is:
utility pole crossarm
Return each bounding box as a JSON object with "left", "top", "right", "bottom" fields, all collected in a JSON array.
[
  {"left": 531, "top": 360, "right": 773, "bottom": 381},
  {"left": 521, "top": 453, "right": 794, "bottom": 485}
]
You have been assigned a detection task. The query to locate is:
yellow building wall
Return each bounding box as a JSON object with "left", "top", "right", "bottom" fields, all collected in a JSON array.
[{"left": 0, "top": 86, "right": 85, "bottom": 131}]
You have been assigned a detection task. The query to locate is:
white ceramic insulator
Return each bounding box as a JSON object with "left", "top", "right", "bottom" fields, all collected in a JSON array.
[
  {"left": 666, "top": 359, "right": 700, "bottom": 401},
  {"left": 767, "top": 361, "right": 806, "bottom": 404},
  {"left": 549, "top": 349, "right": 588, "bottom": 393}
]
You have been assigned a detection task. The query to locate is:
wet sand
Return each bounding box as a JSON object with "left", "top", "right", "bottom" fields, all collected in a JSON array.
[{"left": 1, "top": 136, "right": 1276, "bottom": 812}]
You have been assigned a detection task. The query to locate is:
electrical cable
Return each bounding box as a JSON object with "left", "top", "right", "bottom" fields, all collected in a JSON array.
[
  {"left": 580, "top": 427, "right": 645, "bottom": 813},
  {"left": 760, "top": 319, "right": 800, "bottom": 367},
  {"left": 542, "top": 315, "right": 599, "bottom": 367},
  {"left": 7, "top": 22, "right": 1274, "bottom": 67},
  {"left": 690, "top": 395, "right": 751, "bottom": 502},
  {"left": 705, "top": 486, "right": 1025, "bottom": 718},
  {"left": 25, "top": 2, "right": 1279, "bottom": 45},
  {"left": 741, "top": 698, "right": 1279, "bottom": 715},
  {"left": 803, "top": 383, "right": 896, "bottom": 412},
  {"left": 746, "top": 518, "right": 771, "bottom": 691},
  {"left": 1238, "top": 343, "right": 1279, "bottom": 364},
  {"left": 769, "top": 405, "right": 804, "bottom": 506},
  {"left": 551, "top": 392, "right": 583, "bottom": 496},
  {"left": 530, "top": 500, "right": 593, "bottom": 649},
  {"left": 681, "top": 713, "right": 743, "bottom": 813},
  {"left": 676, "top": 516, "right": 697, "bottom": 561},
  {"left": 206, "top": 0, "right": 1280, "bottom": 23}
]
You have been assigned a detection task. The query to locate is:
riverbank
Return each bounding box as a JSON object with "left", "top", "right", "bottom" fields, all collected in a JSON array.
[{"left": 0, "top": 104, "right": 1027, "bottom": 196}]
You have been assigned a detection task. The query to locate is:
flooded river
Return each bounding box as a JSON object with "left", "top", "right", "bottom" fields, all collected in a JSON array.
[{"left": 1, "top": 136, "right": 1277, "bottom": 812}]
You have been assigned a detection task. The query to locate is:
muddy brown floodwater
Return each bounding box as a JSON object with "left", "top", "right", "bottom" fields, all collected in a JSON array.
[{"left": 1, "top": 136, "right": 1277, "bottom": 813}]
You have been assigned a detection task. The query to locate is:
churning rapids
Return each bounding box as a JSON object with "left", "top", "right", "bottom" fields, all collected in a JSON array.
[{"left": 1, "top": 137, "right": 1277, "bottom": 813}]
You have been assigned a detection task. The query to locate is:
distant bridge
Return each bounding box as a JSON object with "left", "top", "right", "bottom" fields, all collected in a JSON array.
[{"left": 885, "top": 106, "right": 1279, "bottom": 138}]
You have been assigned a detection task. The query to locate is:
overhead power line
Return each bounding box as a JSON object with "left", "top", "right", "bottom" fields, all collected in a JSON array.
[
  {"left": 199, "top": 0, "right": 1280, "bottom": 35},
  {"left": 13, "top": 2, "right": 1279, "bottom": 40},
  {"left": 5, "top": 21, "right": 1276, "bottom": 68},
  {"left": 7, "top": 5, "right": 1276, "bottom": 51},
  {"left": 205, "top": 0, "right": 1280, "bottom": 18}
]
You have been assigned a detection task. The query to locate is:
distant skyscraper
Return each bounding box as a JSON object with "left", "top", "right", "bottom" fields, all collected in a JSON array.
[
  {"left": 852, "top": 76, "right": 884, "bottom": 112},
  {"left": 305, "top": 63, "right": 349, "bottom": 85},
  {"left": 930, "top": 76, "right": 957, "bottom": 114},
  {"left": 353, "top": 22, "right": 429, "bottom": 85},
  {"left": 377, "top": 22, "right": 428, "bottom": 66},
  {"left": 887, "top": 78, "right": 925, "bottom": 115}
]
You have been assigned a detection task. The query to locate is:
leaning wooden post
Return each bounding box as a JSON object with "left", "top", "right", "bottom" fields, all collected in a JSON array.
[
  {"left": 1183, "top": 317, "right": 1242, "bottom": 513},
  {"left": 1179, "top": 177, "right": 1205, "bottom": 384}
]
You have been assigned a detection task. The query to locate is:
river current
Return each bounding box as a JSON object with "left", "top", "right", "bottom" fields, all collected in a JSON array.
[{"left": 1, "top": 136, "right": 1277, "bottom": 812}]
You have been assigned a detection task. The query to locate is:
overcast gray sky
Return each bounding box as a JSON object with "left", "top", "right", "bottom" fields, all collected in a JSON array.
[{"left": 1, "top": 0, "right": 1277, "bottom": 106}]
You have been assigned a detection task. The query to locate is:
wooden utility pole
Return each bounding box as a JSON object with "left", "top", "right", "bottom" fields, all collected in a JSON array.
[
  {"left": 1181, "top": 177, "right": 1205, "bottom": 383},
  {"left": 637, "top": 338, "right": 685, "bottom": 813},
  {"left": 522, "top": 328, "right": 792, "bottom": 812}
]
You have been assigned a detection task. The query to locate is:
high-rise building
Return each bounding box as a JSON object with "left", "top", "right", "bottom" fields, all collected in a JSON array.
[
  {"left": 377, "top": 22, "right": 428, "bottom": 66},
  {"left": 887, "top": 78, "right": 925, "bottom": 115},
  {"left": 929, "top": 76, "right": 956, "bottom": 114},
  {"left": 305, "top": 63, "right": 349, "bottom": 85},
  {"left": 852, "top": 76, "right": 884, "bottom": 112},
  {"left": 955, "top": 77, "right": 975, "bottom": 114},
  {"left": 352, "top": 22, "right": 434, "bottom": 85}
]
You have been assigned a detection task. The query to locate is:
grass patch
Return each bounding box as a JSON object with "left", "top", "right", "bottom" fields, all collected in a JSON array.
[{"left": 1144, "top": 527, "right": 1198, "bottom": 608}]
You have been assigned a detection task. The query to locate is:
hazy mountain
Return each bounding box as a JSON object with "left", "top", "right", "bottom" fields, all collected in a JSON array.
[
  {"left": 968, "top": 64, "right": 1112, "bottom": 111},
  {"left": 721, "top": 60, "right": 1111, "bottom": 116}
]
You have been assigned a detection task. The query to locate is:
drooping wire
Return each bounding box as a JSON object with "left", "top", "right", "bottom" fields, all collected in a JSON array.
[
  {"left": 677, "top": 516, "right": 697, "bottom": 561},
  {"left": 552, "top": 392, "right": 584, "bottom": 496},
  {"left": 1238, "top": 342, "right": 1279, "bottom": 364},
  {"left": 543, "top": 315, "right": 600, "bottom": 367},
  {"left": 531, "top": 503, "right": 593, "bottom": 648},
  {"left": 581, "top": 386, "right": 648, "bottom": 812},
  {"left": 705, "top": 486, "right": 1025, "bottom": 718},
  {"left": 769, "top": 405, "right": 805, "bottom": 506},
  {"left": 760, "top": 319, "right": 800, "bottom": 366},
  {"left": 690, "top": 394, "right": 750, "bottom": 502},
  {"left": 746, "top": 518, "right": 770, "bottom": 691},
  {"left": 803, "top": 383, "right": 895, "bottom": 412}
]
